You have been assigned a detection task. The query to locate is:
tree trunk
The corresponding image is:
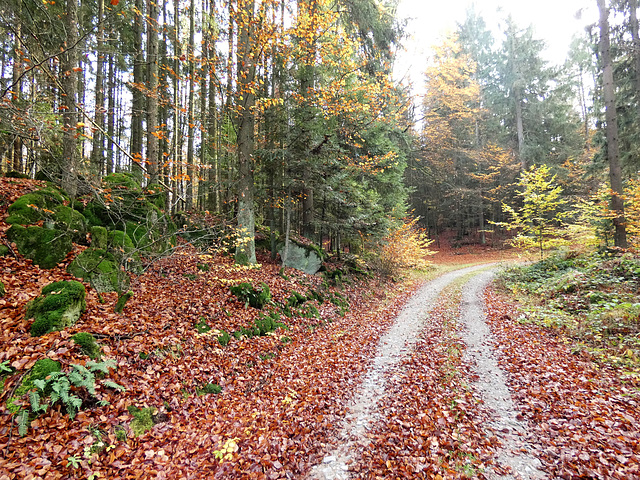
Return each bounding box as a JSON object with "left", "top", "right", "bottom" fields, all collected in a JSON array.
[
  {"left": 146, "top": 0, "right": 160, "bottom": 185},
  {"left": 61, "top": 0, "right": 79, "bottom": 196},
  {"left": 630, "top": 0, "right": 640, "bottom": 117},
  {"left": 598, "top": 0, "right": 628, "bottom": 248},
  {"left": 235, "top": 0, "right": 257, "bottom": 265},
  {"left": 91, "top": 0, "right": 106, "bottom": 176},
  {"left": 186, "top": 0, "right": 196, "bottom": 209},
  {"left": 131, "top": 0, "right": 144, "bottom": 173}
]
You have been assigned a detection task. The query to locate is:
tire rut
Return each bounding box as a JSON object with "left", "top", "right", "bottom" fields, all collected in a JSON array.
[{"left": 307, "top": 264, "right": 498, "bottom": 480}]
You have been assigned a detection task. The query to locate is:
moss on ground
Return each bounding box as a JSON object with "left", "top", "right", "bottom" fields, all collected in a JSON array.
[{"left": 71, "top": 332, "right": 101, "bottom": 359}]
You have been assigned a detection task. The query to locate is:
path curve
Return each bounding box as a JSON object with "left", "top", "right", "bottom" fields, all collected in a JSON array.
[{"left": 307, "top": 264, "right": 495, "bottom": 480}]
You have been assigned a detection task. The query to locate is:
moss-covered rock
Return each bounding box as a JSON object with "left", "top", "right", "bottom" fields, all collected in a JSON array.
[
  {"left": 90, "top": 226, "right": 108, "bottom": 249},
  {"left": 71, "top": 332, "right": 101, "bottom": 359},
  {"left": 83, "top": 174, "right": 175, "bottom": 255},
  {"left": 5, "top": 187, "right": 68, "bottom": 226},
  {"left": 7, "top": 358, "right": 61, "bottom": 413},
  {"left": 27, "top": 281, "right": 86, "bottom": 336},
  {"left": 7, "top": 225, "right": 73, "bottom": 269},
  {"left": 53, "top": 205, "right": 87, "bottom": 242},
  {"left": 143, "top": 184, "right": 167, "bottom": 210},
  {"left": 108, "top": 230, "right": 139, "bottom": 266},
  {"left": 67, "top": 248, "right": 127, "bottom": 293}
]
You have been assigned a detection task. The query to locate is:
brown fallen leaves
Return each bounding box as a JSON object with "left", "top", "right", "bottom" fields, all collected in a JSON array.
[
  {"left": 0, "top": 178, "right": 423, "bottom": 479},
  {"left": 484, "top": 288, "right": 640, "bottom": 480}
]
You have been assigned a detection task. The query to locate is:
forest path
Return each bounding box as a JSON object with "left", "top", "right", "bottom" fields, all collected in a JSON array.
[{"left": 308, "top": 264, "right": 545, "bottom": 480}]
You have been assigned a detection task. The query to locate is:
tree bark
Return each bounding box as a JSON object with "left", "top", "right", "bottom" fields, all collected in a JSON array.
[
  {"left": 598, "top": 0, "right": 628, "bottom": 248},
  {"left": 61, "top": 0, "right": 79, "bottom": 197},
  {"left": 146, "top": 0, "right": 160, "bottom": 185},
  {"left": 91, "top": 0, "right": 106, "bottom": 176},
  {"left": 131, "top": 0, "right": 145, "bottom": 173},
  {"left": 235, "top": 0, "right": 257, "bottom": 264},
  {"left": 629, "top": 0, "right": 640, "bottom": 117}
]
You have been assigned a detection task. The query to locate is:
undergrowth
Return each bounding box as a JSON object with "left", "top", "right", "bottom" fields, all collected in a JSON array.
[{"left": 498, "top": 250, "right": 640, "bottom": 373}]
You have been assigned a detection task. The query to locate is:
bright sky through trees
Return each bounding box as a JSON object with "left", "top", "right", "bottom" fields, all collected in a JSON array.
[{"left": 395, "top": 0, "right": 598, "bottom": 89}]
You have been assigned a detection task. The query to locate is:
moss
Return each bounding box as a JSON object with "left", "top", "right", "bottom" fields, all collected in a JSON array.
[
  {"left": 90, "top": 226, "right": 108, "bottom": 249},
  {"left": 27, "top": 281, "right": 86, "bottom": 336},
  {"left": 0, "top": 245, "right": 9, "bottom": 257},
  {"left": 143, "top": 184, "right": 167, "bottom": 209},
  {"left": 230, "top": 282, "right": 271, "bottom": 309},
  {"left": 7, "top": 359, "right": 61, "bottom": 413},
  {"left": 127, "top": 406, "right": 155, "bottom": 436},
  {"left": 6, "top": 188, "right": 67, "bottom": 226},
  {"left": 72, "top": 332, "right": 101, "bottom": 359},
  {"left": 104, "top": 172, "right": 142, "bottom": 193},
  {"left": 4, "top": 171, "right": 29, "bottom": 179},
  {"left": 7, "top": 225, "right": 73, "bottom": 269},
  {"left": 196, "top": 383, "right": 222, "bottom": 395},
  {"left": 0, "top": 280, "right": 5, "bottom": 297},
  {"left": 114, "top": 291, "right": 133, "bottom": 313},
  {"left": 67, "top": 248, "right": 126, "bottom": 293},
  {"left": 53, "top": 205, "right": 87, "bottom": 242}
]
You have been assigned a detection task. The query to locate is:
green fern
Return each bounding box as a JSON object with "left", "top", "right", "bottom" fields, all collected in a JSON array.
[
  {"left": 102, "top": 380, "right": 125, "bottom": 392},
  {"left": 17, "top": 409, "right": 29, "bottom": 437},
  {"left": 15, "top": 359, "right": 124, "bottom": 436}
]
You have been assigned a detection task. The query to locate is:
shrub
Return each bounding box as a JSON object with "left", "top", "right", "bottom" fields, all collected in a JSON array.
[{"left": 372, "top": 217, "right": 435, "bottom": 277}]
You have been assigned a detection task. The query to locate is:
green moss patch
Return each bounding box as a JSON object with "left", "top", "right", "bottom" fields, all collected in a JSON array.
[
  {"left": 67, "top": 248, "right": 127, "bottom": 293},
  {"left": 127, "top": 406, "right": 156, "bottom": 437},
  {"left": 27, "top": 281, "right": 86, "bottom": 336},
  {"left": 7, "top": 225, "right": 73, "bottom": 269},
  {"left": 71, "top": 332, "right": 101, "bottom": 359}
]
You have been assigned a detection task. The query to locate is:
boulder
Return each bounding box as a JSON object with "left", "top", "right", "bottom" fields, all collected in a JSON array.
[
  {"left": 67, "top": 248, "right": 128, "bottom": 293},
  {"left": 7, "top": 225, "right": 73, "bottom": 269},
  {"left": 27, "top": 281, "right": 86, "bottom": 336},
  {"left": 278, "top": 241, "right": 324, "bottom": 275}
]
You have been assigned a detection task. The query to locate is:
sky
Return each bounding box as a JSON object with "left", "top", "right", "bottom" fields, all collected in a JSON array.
[{"left": 394, "top": 0, "right": 599, "bottom": 90}]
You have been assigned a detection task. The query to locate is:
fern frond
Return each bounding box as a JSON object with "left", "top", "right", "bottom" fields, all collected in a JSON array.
[
  {"left": 17, "top": 409, "right": 29, "bottom": 437},
  {"left": 87, "top": 359, "right": 116, "bottom": 374},
  {"left": 102, "top": 380, "right": 125, "bottom": 392}
]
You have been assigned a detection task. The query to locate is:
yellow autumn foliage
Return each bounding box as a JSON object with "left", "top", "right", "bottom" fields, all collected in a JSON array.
[{"left": 374, "top": 218, "right": 436, "bottom": 277}]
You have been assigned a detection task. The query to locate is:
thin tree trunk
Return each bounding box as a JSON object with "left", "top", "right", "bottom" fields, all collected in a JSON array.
[
  {"left": 106, "top": 53, "right": 115, "bottom": 174},
  {"left": 91, "top": 0, "right": 106, "bottom": 176},
  {"left": 131, "top": 0, "right": 145, "bottom": 173},
  {"left": 186, "top": 0, "right": 196, "bottom": 209},
  {"left": 630, "top": 0, "right": 640, "bottom": 117},
  {"left": 146, "top": 0, "right": 160, "bottom": 185},
  {"left": 61, "top": 0, "right": 79, "bottom": 196},
  {"left": 598, "top": 0, "right": 627, "bottom": 248}
]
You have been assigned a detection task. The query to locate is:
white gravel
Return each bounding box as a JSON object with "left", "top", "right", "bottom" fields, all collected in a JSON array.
[
  {"left": 460, "top": 269, "right": 546, "bottom": 479},
  {"left": 307, "top": 264, "right": 497, "bottom": 480}
]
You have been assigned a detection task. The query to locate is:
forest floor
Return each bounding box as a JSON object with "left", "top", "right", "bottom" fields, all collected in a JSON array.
[{"left": 1, "top": 177, "right": 639, "bottom": 479}]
